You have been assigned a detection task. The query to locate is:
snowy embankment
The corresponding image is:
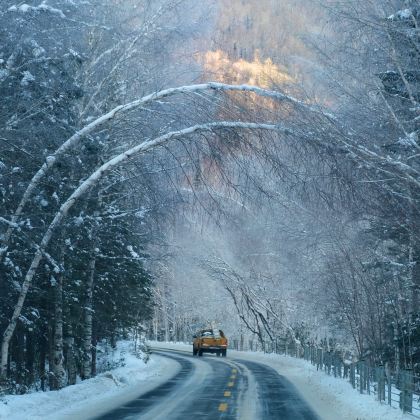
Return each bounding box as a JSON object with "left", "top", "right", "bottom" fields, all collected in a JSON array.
[
  {"left": 152, "top": 342, "right": 411, "bottom": 420},
  {"left": 0, "top": 341, "right": 179, "bottom": 420}
]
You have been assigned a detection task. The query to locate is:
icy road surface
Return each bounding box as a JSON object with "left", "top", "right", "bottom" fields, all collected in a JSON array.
[{"left": 94, "top": 348, "right": 319, "bottom": 420}]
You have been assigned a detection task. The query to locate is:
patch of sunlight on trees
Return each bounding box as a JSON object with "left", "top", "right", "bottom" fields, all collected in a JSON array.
[{"left": 199, "top": 50, "right": 294, "bottom": 89}]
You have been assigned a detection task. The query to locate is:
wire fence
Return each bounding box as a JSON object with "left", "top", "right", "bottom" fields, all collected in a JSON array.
[{"left": 228, "top": 338, "right": 420, "bottom": 418}]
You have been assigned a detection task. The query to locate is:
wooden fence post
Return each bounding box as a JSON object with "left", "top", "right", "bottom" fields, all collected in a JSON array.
[
  {"left": 359, "top": 362, "right": 364, "bottom": 393},
  {"left": 350, "top": 363, "right": 355, "bottom": 388},
  {"left": 385, "top": 363, "right": 392, "bottom": 406},
  {"left": 400, "top": 369, "right": 413, "bottom": 413},
  {"left": 377, "top": 365, "right": 386, "bottom": 402},
  {"left": 337, "top": 357, "right": 342, "bottom": 378}
]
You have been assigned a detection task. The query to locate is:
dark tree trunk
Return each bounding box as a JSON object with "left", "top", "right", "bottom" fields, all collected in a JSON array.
[
  {"left": 82, "top": 251, "right": 96, "bottom": 380},
  {"left": 48, "top": 319, "right": 54, "bottom": 390},
  {"left": 40, "top": 331, "right": 47, "bottom": 392},
  {"left": 15, "top": 327, "right": 24, "bottom": 388},
  {"left": 64, "top": 306, "right": 76, "bottom": 385},
  {"left": 51, "top": 270, "right": 67, "bottom": 390},
  {"left": 26, "top": 329, "right": 35, "bottom": 387},
  {"left": 91, "top": 325, "right": 97, "bottom": 378}
]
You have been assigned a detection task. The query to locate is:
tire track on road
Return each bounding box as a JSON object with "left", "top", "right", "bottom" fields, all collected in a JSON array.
[{"left": 234, "top": 358, "right": 320, "bottom": 420}]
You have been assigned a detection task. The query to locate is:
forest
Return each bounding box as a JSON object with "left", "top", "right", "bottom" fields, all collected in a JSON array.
[{"left": 0, "top": 0, "right": 419, "bottom": 396}]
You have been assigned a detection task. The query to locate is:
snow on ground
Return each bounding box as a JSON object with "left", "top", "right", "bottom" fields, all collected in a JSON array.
[
  {"left": 2, "top": 340, "right": 411, "bottom": 420},
  {"left": 152, "top": 341, "right": 411, "bottom": 420},
  {"left": 0, "top": 341, "right": 180, "bottom": 420}
]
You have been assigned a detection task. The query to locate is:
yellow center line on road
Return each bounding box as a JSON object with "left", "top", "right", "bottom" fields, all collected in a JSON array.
[
  {"left": 230, "top": 375, "right": 236, "bottom": 380},
  {"left": 228, "top": 381, "right": 234, "bottom": 387},
  {"left": 224, "top": 391, "right": 231, "bottom": 397},
  {"left": 232, "top": 368, "right": 237, "bottom": 373},
  {"left": 219, "top": 403, "right": 228, "bottom": 412}
]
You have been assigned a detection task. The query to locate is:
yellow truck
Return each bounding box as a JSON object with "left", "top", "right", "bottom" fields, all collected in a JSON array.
[{"left": 193, "top": 329, "right": 228, "bottom": 357}]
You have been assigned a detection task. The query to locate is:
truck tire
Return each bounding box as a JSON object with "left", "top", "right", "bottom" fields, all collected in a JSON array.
[
  {"left": 216, "top": 351, "right": 220, "bottom": 357},
  {"left": 198, "top": 349, "right": 203, "bottom": 357},
  {"left": 222, "top": 349, "right": 227, "bottom": 357},
  {"left": 193, "top": 348, "right": 197, "bottom": 356}
]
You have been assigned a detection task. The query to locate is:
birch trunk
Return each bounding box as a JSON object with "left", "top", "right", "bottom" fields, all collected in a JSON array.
[
  {"left": 81, "top": 252, "right": 96, "bottom": 380},
  {"left": 153, "top": 308, "right": 158, "bottom": 341},
  {"left": 64, "top": 307, "right": 76, "bottom": 385},
  {"left": 163, "top": 306, "right": 169, "bottom": 342},
  {"left": 51, "top": 271, "right": 67, "bottom": 389},
  {"left": 65, "top": 336, "right": 76, "bottom": 385},
  {"left": 0, "top": 121, "right": 284, "bottom": 379}
]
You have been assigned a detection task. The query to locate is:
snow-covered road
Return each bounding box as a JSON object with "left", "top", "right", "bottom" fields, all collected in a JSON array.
[
  {"left": 144, "top": 344, "right": 410, "bottom": 420},
  {"left": 94, "top": 347, "right": 319, "bottom": 420},
  {"left": 2, "top": 341, "right": 411, "bottom": 420}
]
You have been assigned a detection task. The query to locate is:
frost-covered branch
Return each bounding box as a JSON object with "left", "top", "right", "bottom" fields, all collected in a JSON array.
[
  {"left": 0, "top": 82, "right": 327, "bottom": 259},
  {"left": 0, "top": 217, "right": 19, "bottom": 228},
  {"left": 203, "top": 256, "right": 299, "bottom": 344}
]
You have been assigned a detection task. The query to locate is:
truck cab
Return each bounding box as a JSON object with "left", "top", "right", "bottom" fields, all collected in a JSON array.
[{"left": 193, "top": 329, "right": 228, "bottom": 357}]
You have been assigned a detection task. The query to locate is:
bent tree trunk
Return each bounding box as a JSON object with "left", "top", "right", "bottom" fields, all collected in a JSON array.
[
  {"left": 81, "top": 251, "right": 96, "bottom": 380},
  {"left": 0, "top": 82, "right": 320, "bottom": 264},
  {"left": 1, "top": 250, "right": 44, "bottom": 379},
  {"left": 0, "top": 121, "right": 286, "bottom": 379}
]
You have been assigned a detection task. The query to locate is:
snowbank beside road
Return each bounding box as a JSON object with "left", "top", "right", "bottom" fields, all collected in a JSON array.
[
  {"left": 151, "top": 341, "right": 410, "bottom": 420},
  {"left": 231, "top": 350, "right": 410, "bottom": 420},
  {"left": 0, "top": 341, "right": 179, "bottom": 420}
]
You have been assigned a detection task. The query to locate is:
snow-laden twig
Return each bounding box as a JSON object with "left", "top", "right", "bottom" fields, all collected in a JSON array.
[
  {"left": 41, "top": 249, "right": 62, "bottom": 274},
  {"left": 8, "top": 3, "right": 66, "bottom": 18},
  {"left": 0, "top": 217, "right": 19, "bottom": 228}
]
